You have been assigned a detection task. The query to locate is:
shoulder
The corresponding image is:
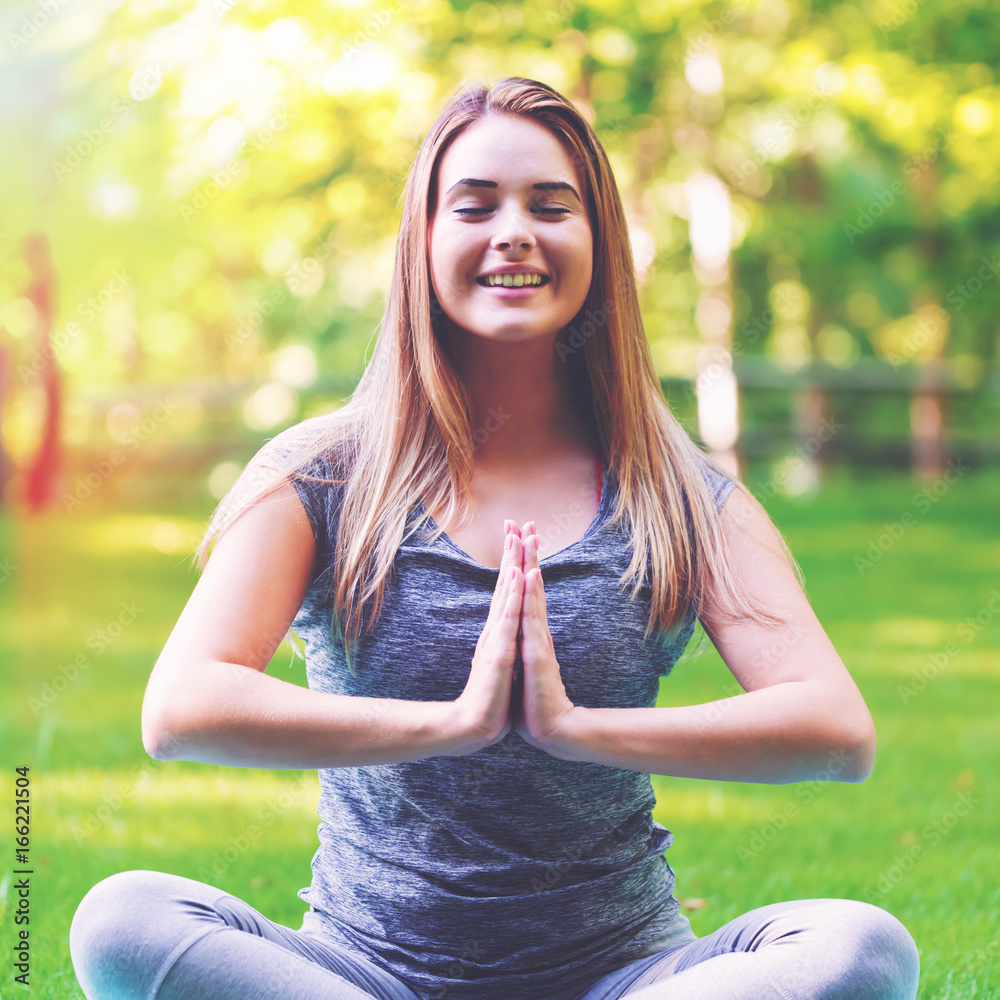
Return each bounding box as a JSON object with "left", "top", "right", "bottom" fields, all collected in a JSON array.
[
  {"left": 252, "top": 416, "right": 353, "bottom": 552},
  {"left": 257, "top": 414, "right": 350, "bottom": 480},
  {"left": 689, "top": 447, "right": 739, "bottom": 516}
]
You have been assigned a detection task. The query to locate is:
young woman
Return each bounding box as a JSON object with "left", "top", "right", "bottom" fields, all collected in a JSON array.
[{"left": 70, "top": 76, "right": 920, "bottom": 1000}]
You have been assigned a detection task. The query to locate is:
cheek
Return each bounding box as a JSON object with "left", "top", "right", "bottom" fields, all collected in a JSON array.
[{"left": 435, "top": 236, "right": 472, "bottom": 284}]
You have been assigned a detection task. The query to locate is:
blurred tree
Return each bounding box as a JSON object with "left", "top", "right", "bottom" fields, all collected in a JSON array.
[
  {"left": 0, "top": 0, "right": 997, "bottom": 486},
  {"left": 21, "top": 233, "right": 61, "bottom": 513}
]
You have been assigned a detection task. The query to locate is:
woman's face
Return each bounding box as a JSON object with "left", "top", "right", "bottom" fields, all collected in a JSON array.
[{"left": 427, "top": 114, "right": 594, "bottom": 347}]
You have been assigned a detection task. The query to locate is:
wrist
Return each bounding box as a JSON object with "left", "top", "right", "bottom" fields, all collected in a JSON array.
[
  {"left": 445, "top": 698, "right": 497, "bottom": 755},
  {"left": 536, "top": 705, "right": 587, "bottom": 761}
]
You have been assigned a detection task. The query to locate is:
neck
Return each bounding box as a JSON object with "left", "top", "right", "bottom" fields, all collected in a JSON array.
[{"left": 443, "top": 322, "right": 595, "bottom": 464}]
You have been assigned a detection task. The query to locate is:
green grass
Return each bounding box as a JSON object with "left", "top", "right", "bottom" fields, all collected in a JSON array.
[{"left": 1, "top": 467, "right": 998, "bottom": 998}]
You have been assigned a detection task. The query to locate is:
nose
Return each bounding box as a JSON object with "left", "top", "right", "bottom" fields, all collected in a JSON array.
[
  {"left": 490, "top": 234, "right": 535, "bottom": 250},
  {"left": 489, "top": 205, "right": 537, "bottom": 253}
]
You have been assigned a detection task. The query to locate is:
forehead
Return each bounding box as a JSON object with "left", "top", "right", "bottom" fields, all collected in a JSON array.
[{"left": 437, "top": 115, "right": 583, "bottom": 191}]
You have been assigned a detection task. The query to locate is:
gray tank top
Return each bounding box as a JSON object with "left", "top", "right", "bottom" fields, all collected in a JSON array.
[{"left": 279, "top": 427, "right": 736, "bottom": 1000}]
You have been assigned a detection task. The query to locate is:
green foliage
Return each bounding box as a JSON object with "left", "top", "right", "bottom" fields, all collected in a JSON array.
[{"left": 1, "top": 0, "right": 997, "bottom": 461}]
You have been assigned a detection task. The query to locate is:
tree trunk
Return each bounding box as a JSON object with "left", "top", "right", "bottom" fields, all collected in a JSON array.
[{"left": 22, "top": 232, "right": 62, "bottom": 513}]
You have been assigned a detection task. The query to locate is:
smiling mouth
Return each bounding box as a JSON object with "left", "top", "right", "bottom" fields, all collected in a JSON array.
[{"left": 475, "top": 274, "right": 550, "bottom": 287}]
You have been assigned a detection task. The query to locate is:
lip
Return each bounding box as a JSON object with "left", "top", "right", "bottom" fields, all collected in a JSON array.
[
  {"left": 476, "top": 279, "right": 549, "bottom": 297},
  {"left": 475, "top": 267, "right": 549, "bottom": 287},
  {"left": 475, "top": 265, "right": 549, "bottom": 280},
  {"left": 474, "top": 268, "right": 550, "bottom": 297}
]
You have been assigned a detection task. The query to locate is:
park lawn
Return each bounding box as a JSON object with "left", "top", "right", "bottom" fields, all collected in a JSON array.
[{"left": 1, "top": 467, "right": 997, "bottom": 999}]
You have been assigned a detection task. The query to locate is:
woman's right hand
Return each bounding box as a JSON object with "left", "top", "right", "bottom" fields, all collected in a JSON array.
[{"left": 452, "top": 520, "right": 524, "bottom": 752}]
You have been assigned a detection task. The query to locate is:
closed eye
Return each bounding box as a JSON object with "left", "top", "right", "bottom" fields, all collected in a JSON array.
[{"left": 453, "top": 207, "right": 571, "bottom": 216}]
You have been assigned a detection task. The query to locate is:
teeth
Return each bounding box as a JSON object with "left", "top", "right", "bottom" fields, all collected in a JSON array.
[{"left": 483, "top": 273, "right": 544, "bottom": 287}]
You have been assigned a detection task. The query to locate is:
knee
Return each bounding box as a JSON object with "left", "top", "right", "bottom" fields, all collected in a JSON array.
[
  {"left": 838, "top": 900, "right": 920, "bottom": 1000},
  {"left": 70, "top": 870, "right": 188, "bottom": 998}
]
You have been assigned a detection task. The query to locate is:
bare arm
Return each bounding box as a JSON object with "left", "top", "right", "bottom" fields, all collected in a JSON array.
[
  {"left": 539, "top": 488, "right": 877, "bottom": 784},
  {"left": 141, "top": 479, "right": 477, "bottom": 768}
]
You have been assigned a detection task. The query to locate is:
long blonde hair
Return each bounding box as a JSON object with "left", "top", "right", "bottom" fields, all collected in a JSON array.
[{"left": 194, "top": 75, "right": 794, "bottom": 676}]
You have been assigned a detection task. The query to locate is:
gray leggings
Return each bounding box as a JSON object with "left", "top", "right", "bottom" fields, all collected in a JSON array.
[{"left": 69, "top": 869, "right": 920, "bottom": 1000}]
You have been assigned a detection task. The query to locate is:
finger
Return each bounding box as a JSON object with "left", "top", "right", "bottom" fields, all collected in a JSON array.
[
  {"left": 523, "top": 531, "right": 538, "bottom": 590},
  {"left": 503, "top": 534, "right": 523, "bottom": 603},
  {"left": 486, "top": 538, "right": 508, "bottom": 620},
  {"left": 526, "top": 537, "right": 546, "bottom": 623},
  {"left": 487, "top": 522, "right": 517, "bottom": 622},
  {"left": 518, "top": 520, "right": 532, "bottom": 576},
  {"left": 498, "top": 564, "right": 523, "bottom": 646}
]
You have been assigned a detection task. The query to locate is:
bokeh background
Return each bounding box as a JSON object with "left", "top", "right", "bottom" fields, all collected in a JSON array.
[{"left": 0, "top": 0, "right": 997, "bottom": 996}]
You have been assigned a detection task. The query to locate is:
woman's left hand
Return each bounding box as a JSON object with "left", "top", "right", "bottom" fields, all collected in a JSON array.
[{"left": 510, "top": 521, "right": 577, "bottom": 749}]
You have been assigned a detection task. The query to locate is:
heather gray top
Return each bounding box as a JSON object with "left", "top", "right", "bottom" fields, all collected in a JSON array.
[{"left": 280, "top": 428, "right": 736, "bottom": 1000}]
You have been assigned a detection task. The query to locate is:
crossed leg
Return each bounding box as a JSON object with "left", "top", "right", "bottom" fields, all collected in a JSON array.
[
  {"left": 70, "top": 875, "right": 920, "bottom": 1000},
  {"left": 69, "top": 869, "right": 420, "bottom": 1000},
  {"left": 572, "top": 898, "right": 920, "bottom": 1000}
]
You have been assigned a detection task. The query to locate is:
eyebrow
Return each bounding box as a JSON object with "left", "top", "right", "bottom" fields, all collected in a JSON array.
[{"left": 444, "top": 178, "right": 581, "bottom": 203}]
